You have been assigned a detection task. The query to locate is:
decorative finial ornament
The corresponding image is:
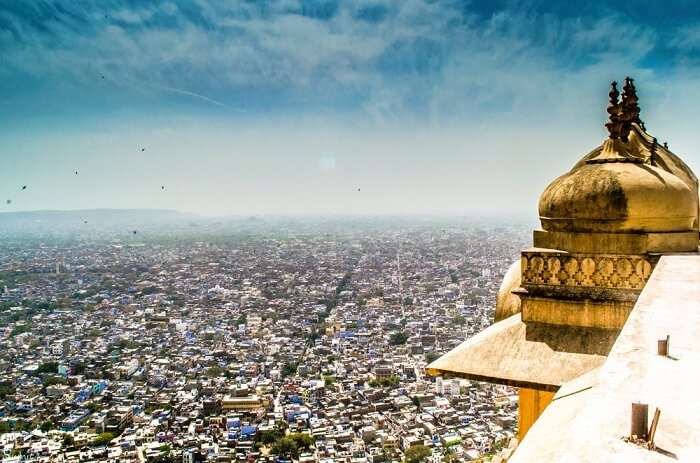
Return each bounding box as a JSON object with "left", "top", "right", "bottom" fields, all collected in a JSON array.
[
  {"left": 605, "top": 81, "right": 622, "bottom": 139},
  {"left": 620, "top": 77, "right": 641, "bottom": 141}
]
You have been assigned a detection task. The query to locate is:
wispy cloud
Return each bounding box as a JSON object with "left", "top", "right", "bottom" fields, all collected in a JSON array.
[{"left": 0, "top": 0, "right": 696, "bottom": 124}]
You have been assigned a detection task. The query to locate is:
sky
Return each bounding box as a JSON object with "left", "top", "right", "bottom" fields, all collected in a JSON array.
[{"left": 2, "top": 0, "right": 700, "bottom": 217}]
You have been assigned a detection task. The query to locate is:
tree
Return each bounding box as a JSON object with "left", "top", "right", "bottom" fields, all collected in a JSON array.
[
  {"left": 282, "top": 363, "right": 297, "bottom": 377},
  {"left": 92, "top": 432, "right": 115, "bottom": 447},
  {"left": 369, "top": 375, "right": 401, "bottom": 388},
  {"left": 255, "top": 429, "right": 282, "bottom": 446},
  {"left": 10, "top": 324, "right": 30, "bottom": 337},
  {"left": 85, "top": 402, "right": 101, "bottom": 413},
  {"left": 0, "top": 381, "right": 15, "bottom": 399},
  {"left": 62, "top": 434, "right": 75, "bottom": 448},
  {"left": 271, "top": 436, "right": 298, "bottom": 458},
  {"left": 13, "top": 420, "right": 30, "bottom": 431},
  {"left": 40, "top": 421, "right": 55, "bottom": 432},
  {"left": 289, "top": 432, "right": 314, "bottom": 451},
  {"left": 425, "top": 352, "right": 440, "bottom": 363},
  {"left": 389, "top": 332, "right": 408, "bottom": 345},
  {"left": 206, "top": 366, "right": 224, "bottom": 377},
  {"left": 43, "top": 376, "right": 67, "bottom": 387},
  {"left": 271, "top": 433, "right": 314, "bottom": 459},
  {"left": 404, "top": 445, "right": 431, "bottom": 463}
]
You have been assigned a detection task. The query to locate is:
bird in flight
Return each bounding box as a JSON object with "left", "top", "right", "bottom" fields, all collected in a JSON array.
[
  {"left": 141, "top": 148, "right": 145, "bottom": 152},
  {"left": 21, "top": 186, "right": 27, "bottom": 190},
  {"left": 161, "top": 186, "right": 165, "bottom": 190},
  {"left": 133, "top": 230, "right": 138, "bottom": 235},
  {"left": 6, "top": 199, "right": 11, "bottom": 205},
  {"left": 75, "top": 171, "right": 79, "bottom": 175}
]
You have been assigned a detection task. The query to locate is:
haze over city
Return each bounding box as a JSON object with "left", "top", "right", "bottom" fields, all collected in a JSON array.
[{"left": 3, "top": 0, "right": 700, "bottom": 216}]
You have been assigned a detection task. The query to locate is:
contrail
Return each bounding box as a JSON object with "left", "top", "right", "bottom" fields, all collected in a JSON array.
[{"left": 153, "top": 84, "right": 233, "bottom": 109}]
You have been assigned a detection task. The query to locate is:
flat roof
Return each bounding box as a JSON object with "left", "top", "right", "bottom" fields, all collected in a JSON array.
[
  {"left": 425, "top": 313, "right": 615, "bottom": 391},
  {"left": 510, "top": 254, "right": 700, "bottom": 462}
]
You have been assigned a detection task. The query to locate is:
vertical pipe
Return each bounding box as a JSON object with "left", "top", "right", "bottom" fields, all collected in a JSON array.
[{"left": 631, "top": 403, "right": 648, "bottom": 440}]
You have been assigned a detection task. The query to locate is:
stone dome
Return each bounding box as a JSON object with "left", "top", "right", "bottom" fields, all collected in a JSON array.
[
  {"left": 539, "top": 158, "right": 697, "bottom": 233},
  {"left": 573, "top": 125, "right": 699, "bottom": 231},
  {"left": 538, "top": 79, "right": 699, "bottom": 235},
  {"left": 495, "top": 260, "right": 521, "bottom": 322}
]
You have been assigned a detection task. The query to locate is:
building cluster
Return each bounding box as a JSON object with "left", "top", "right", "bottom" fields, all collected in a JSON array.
[{"left": 0, "top": 219, "right": 528, "bottom": 462}]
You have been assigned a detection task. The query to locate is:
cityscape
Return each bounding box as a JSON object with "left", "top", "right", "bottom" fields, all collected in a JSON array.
[
  {"left": 0, "top": 216, "right": 529, "bottom": 462},
  {"left": 3, "top": 1, "right": 700, "bottom": 462}
]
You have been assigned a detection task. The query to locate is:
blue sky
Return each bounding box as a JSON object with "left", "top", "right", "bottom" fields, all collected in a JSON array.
[{"left": 2, "top": 0, "right": 700, "bottom": 215}]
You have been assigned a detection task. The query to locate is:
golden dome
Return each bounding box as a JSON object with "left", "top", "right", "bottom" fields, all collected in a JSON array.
[
  {"left": 495, "top": 260, "right": 521, "bottom": 322},
  {"left": 539, "top": 79, "right": 699, "bottom": 234},
  {"left": 539, "top": 157, "right": 696, "bottom": 233}
]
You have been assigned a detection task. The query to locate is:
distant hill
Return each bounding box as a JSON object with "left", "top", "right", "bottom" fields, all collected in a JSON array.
[{"left": 0, "top": 209, "right": 199, "bottom": 237}]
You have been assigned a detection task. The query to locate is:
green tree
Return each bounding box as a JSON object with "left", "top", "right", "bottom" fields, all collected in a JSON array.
[
  {"left": 404, "top": 445, "right": 431, "bottom": 463},
  {"left": 92, "top": 432, "right": 115, "bottom": 447},
  {"left": 10, "top": 324, "right": 30, "bottom": 337},
  {"left": 40, "top": 421, "right": 55, "bottom": 432},
  {"left": 37, "top": 361, "right": 59, "bottom": 374},
  {"left": 271, "top": 436, "right": 299, "bottom": 458},
  {"left": 389, "top": 331, "right": 408, "bottom": 345},
  {"left": 255, "top": 429, "right": 282, "bottom": 446},
  {"left": 85, "top": 402, "right": 101, "bottom": 413},
  {"left": 289, "top": 432, "right": 314, "bottom": 451},
  {"left": 369, "top": 375, "right": 401, "bottom": 388},
  {"left": 63, "top": 434, "right": 75, "bottom": 447},
  {"left": 13, "top": 420, "right": 30, "bottom": 431},
  {"left": 282, "top": 363, "right": 297, "bottom": 377},
  {"left": 43, "top": 376, "right": 67, "bottom": 387},
  {"left": 0, "top": 381, "right": 15, "bottom": 399},
  {"left": 206, "top": 366, "right": 224, "bottom": 377}
]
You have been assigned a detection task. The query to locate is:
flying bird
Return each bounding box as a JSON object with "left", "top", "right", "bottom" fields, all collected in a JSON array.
[
  {"left": 141, "top": 148, "right": 145, "bottom": 152},
  {"left": 6, "top": 199, "right": 11, "bottom": 205},
  {"left": 21, "top": 185, "right": 27, "bottom": 190},
  {"left": 75, "top": 171, "right": 79, "bottom": 175},
  {"left": 84, "top": 220, "right": 88, "bottom": 224},
  {"left": 161, "top": 186, "right": 165, "bottom": 190},
  {"left": 357, "top": 188, "right": 361, "bottom": 192},
  {"left": 133, "top": 230, "right": 138, "bottom": 235}
]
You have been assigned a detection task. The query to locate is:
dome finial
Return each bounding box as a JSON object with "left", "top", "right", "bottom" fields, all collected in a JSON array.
[
  {"left": 605, "top": 81, "right": 622, "bottom": 140},
  {"left": 620, "top": 77, "right": 642, "bottom": 140}
]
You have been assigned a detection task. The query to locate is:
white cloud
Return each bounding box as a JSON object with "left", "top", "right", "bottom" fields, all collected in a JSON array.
[{"left": 0, "top": 0, "right": 694, "bottom": 130}]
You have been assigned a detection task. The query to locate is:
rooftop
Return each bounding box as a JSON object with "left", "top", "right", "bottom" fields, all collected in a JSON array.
[{"left": 510, "top": 254, "right": 700, "bottom": 462}]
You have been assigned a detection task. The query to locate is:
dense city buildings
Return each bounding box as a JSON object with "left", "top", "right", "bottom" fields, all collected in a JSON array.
[{"left": 0, "top": 217, "right": 529, "bottom": 462}]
